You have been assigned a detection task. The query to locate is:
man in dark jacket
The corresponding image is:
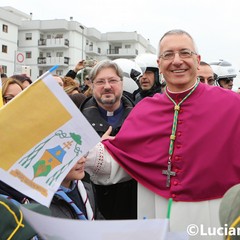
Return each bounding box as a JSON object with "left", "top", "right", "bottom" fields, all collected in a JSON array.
[
  {"left": 134, "top": 53, "right": 162, "bottom": 104},
  {"left": 80, "top": 60, "right": 137, "bottom": 220}
]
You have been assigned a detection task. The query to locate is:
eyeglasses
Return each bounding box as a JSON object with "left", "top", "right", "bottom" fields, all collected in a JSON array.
[
  {"left": 198, "top": 76, "right": 215, "bottom": 86},
  {"left": 159, "top": 49, "right": 197, "bottom": 60},
  {"left": 93, "top": 79, "right": 122, "bottom": 86}
]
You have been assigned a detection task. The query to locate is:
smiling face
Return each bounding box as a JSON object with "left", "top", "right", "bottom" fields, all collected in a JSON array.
[
  {"left": 61, "top": 157, "right": 86, "bottom": 188},
  {"left": 157, "top": 33, "right": 201, "bottom": 92},
  {"left": 92, "top": 67, "right": 123, "bottom": 111}
]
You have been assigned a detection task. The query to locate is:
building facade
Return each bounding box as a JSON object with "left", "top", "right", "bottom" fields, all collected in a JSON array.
[
  {"left": 0, "top": 7, "right": 26, "bottom": 76},
  {"left": 0, "top": 6, "right": 156, "bottom": 81}
]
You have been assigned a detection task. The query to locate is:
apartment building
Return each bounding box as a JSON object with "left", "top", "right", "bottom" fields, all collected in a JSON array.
[
  {"left": 0, "top": 6, "right": 156, "bottom": 81},
  {"left": 0, "top": 7, "right": 29, "bottom": 76}
]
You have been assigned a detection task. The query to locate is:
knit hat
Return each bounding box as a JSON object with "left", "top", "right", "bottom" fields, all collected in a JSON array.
[
  {"left": 0, "top": 195, "right": 50, "bottom": 240},
  {"left": 219, "top": 184, "right": 240, "bottom": 240}
]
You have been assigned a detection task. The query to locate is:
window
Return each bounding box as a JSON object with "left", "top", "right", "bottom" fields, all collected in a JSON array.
[
  {"left": 1, "top": 65, "right": 7, "bottom": 73},
  {"left": 89, "top": 42, "right": 93, "bottom": 51},
  {"left": 98, "top": 48, "right": 101, "bottom": 54},
  {"left": 2, "top": 24, "right": 8, "bottom": 33},
  {"left": 114, "top": 46, "right": 120, "bottom": 54},
  {"left": 25, "top": 33, "right": 32, "bottom": 40},
  {"left": 46, "top": 52, "right": 51, "bottom": 57},
  {"left": 125, "top": 44, "right": 131, "bottom": 49},
  {"left": 56, "top": 70, "right": 63, "bottom": 76},
  {"left": 56, "top": 52, "right": 63, "bottom": 57},
  {"left": 55, "top": 34, "right": 63, "bottom": 38},
  {"left": 2, "top": 45, "right": 7, "bottom": 53},
  {"left": 26, "top": 51, "right": 32, "bottom": 59},
  {"left": 86, "top": 40, "right": 89, "bottom": 45},
  {"left": 39, "top": 70, "right": 43, "bottom": 77}
]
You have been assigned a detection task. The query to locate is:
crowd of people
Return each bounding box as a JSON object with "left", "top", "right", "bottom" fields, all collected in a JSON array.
[{"left": 1, "top": 29, "right": 240, "bottom": 239}]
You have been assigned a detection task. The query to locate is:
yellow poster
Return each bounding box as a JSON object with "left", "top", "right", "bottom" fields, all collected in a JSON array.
[{"left": 0, "top": 74, "right": 100, "bottom": 206}]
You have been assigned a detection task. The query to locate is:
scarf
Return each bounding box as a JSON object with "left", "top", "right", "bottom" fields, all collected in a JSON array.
[{"left": 55, "top": 180, "right": 94, "bottom": 220}]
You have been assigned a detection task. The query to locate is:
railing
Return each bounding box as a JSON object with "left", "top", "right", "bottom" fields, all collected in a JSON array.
[
  {"left": 107, "top": 48, "right": 138, "bottom": 56},
  {"left": 37, "top": 56, "right": 69, "bottom": 65},
  {"left": 38, "top": 38, "right": 69, "bottom": 47}
]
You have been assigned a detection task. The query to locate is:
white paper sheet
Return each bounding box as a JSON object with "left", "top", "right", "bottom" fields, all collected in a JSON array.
[{"left": 21, "top": 206, "right": 169, "bottom": 240}]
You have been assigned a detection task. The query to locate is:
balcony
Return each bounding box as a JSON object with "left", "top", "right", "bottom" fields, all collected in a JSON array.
[
  {"left": 107, "top": 48, "right": 138, "bottom": 58},
  {"left": 85, "top": 45, "right": 101, "bottom": 56},
  {"left": 37, "top": 56, "right": 70, "bottom": 67},
  {"left": 38, "top": 38, "right": 69, "bottom": 49}
]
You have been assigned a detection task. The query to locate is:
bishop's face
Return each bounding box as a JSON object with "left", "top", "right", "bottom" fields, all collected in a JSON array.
[{"left": 157, "top": 34, "right": 201, "bottom": 92}]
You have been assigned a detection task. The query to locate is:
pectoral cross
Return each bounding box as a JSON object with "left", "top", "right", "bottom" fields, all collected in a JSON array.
[{"left": 162, "top": 160, "right": 176, "bottom": 187}]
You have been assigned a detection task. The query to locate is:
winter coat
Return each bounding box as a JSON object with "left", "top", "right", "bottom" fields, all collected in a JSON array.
[{"left": 80, "top": 95, "right": 137, "bottom": 220}]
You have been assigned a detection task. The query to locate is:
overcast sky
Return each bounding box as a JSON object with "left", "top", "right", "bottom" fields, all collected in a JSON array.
[{"left": 2, "top": 0, "right": 240, "bottom": 87}]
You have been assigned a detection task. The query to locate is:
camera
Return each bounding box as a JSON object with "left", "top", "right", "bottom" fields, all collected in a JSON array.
[{"left": 83, "top": 60, "right": 96, "bottom": 67}]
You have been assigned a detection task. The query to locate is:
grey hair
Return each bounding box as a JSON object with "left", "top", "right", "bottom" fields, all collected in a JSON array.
[
  {"left": 157, "top": 29, "right": 199, "bottom": 58},
  {"left": 89, "top": 60, "right": 124, "bottom": 82}
]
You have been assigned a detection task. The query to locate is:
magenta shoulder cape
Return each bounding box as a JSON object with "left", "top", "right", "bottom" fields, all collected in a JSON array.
[{"left": 103, "top": 83, "right": 240, "bottom": 201}]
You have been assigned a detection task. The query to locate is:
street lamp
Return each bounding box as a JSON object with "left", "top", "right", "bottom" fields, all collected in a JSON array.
[{"left": 79, "top": 25, "right": 84, "bottom": 60}]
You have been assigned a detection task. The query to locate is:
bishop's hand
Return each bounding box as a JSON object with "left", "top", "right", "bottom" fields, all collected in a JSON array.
[{"left": 101, "top": 126, "right": 115, "bottom": 141}]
